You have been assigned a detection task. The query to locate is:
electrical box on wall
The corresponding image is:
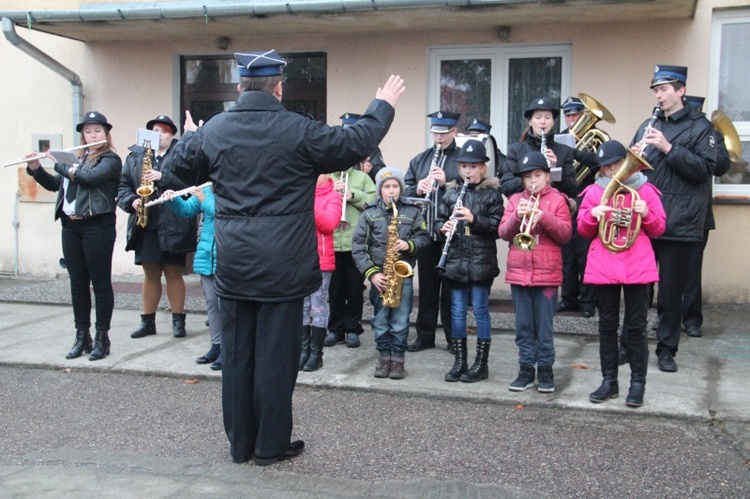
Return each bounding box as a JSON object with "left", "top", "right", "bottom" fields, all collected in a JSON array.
[{"left": 18, "top": 134, "right": 62, "bottom": 203}]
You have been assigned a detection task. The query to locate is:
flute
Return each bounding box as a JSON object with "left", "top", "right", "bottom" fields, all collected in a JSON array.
[
  {"left": 144, "top": 182, "right": 213, "bottom": 207},
  {"left": 3, "top": 141, "right": 108, "bottom": 167}
]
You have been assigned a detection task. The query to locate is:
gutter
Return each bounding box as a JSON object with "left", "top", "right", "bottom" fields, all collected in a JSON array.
[{"left": 2, "top": 17, "right": 83, "bottom": 146}]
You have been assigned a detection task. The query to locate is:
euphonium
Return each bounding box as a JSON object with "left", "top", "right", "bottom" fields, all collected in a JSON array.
[
  {"left": 513, "top": 186, "right": 540, "bottom": 251},
  {"left": 570, "top": 93, "right": 616, "bottom": 185},
  {"left": 381, "top": 198, "right": 414, "bottom": 309},
  {"left": 597, "top": 148, "right": 654, "bottom": 253},
  {"left": 136, "top": 143, "right": 155, "bottom": 229}
]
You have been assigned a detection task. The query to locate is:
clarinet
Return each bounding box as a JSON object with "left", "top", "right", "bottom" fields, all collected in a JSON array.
[
  {"left": 636, "top": 104, "right": 662, "bottom": 158},
  {"left": 435, "top": 179, "right": 469, "bottom": 272}
]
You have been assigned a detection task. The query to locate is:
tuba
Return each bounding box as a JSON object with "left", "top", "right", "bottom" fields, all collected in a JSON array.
[
  {"left": 711, "top": 110, "right": 743, "bottom": 164},
  {"left": 513, "top": 186, "right": 541, "bottom": 251},
  {"left": 381, "top": 198, "right": 414, "bottom": 308},
  {"left": 136, "top": 141, "right": 155, "bottom": 229},
  {"left": 570, "top": 93, "right": 616, "bottom": 185},
  {"left": 597, "top": 148, "right": 653, "bottom": 253}
]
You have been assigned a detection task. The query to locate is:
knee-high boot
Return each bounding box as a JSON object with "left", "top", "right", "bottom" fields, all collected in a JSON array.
[
  {"left": 66, "top": 328, "right": 93, "bottom": 359},
  {"left": 626, "top": 339, "right": 648, "bottom": 408},
  {"left": 444, "top": 337, "right": 467, "bottom": 382},
  {"left": 303, "top": 326, "right": 326, "bottom": 372},
  {"left": 460, "top": 339, "right": 490, "bottom": 383},
  {"left": 299, "top": 325, "right": 311, "bottom": 371},
  {"left": 589, "top": 345, "right": 619, "bottom": 403},
  {"left": 89, "top": 330, "right": 111, "bottom": 361},
  {"left": 172, "top": 312, "right": 187, "bottom": 338}
]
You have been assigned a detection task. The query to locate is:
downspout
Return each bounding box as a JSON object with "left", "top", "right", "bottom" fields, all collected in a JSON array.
[{"left": 2, "top": 16, "right": 83, "bottom": 146}]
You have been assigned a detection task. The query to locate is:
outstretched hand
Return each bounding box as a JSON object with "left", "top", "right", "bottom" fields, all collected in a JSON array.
[
  {"left": 183, "top": 110, "right": 204, "bottom": 132},
  {"left": 375, "top": 75, "right": 406, "bottom": 109}
]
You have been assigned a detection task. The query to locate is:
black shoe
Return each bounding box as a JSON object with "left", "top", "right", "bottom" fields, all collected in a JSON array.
[
  {"left": 537, "top": 365, "right": 555, "bottom": 393},
  {"left": 345, "top": 332, "right": 361, "bottom": 348},
  {"left": 509, "top": 365, "right": 535, "bottom": 391},
  {"left": 407, "top": 339, "right": 435, "bottom": 352},
  {"left": 210, "top": 360, "right": 222, "bottom": 371},
  {"left": 626, "top": 383, "right": 645, "bottom": 408},
  {"left": 581, "top": 307, "right": 595, "bottom": 318},
  {"left": 254, "top": 440, "right": 305, "bottom": 466},
  {"left": 66, "top": 328, "right": 93, "bottom": 360},
  {"left": 556, "top": 302, "right": 579, "bottom": 313},
  {"left": 172, "top": 312, "right": 187, "bottom": 338},
  {"left": 89, "top": 330, "right": 111, "bottom": 361},
  {"left": 205, "top": 319, "right": 210, "bottom": 327},
  {"left": 196, "top": 344, "right": 221, "bottom": 364},
  {"left": 618, "top": 347, "right": 630, "bottom": 366},
  {"left": 323, "top": 332, "right": 345, "bottom": 347},
  {"left": 131, "top": 313, "right": 156, "bottom": 339},
  {"left": 232, "top": 455, "right": 251, "bottom": 464},
  {"left": 686, "top": 327, "right": 703, "bottom": 338},
  {"left": 657, "top": 351, "right": 678, "bottom": 372},
  {"left": 589, "top": 379, "right": 619, "bottom": 403}
]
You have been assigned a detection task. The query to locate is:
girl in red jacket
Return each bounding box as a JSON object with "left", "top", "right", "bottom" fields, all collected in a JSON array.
[
  {"left": 578, "top": 140, "right": 665, "bottom": 408},
  {"left": 499, "top": 151, "right": 572, "bottom": 393},
  {"left": 300, "top": 174, "right": 343, "bottom": 372}
]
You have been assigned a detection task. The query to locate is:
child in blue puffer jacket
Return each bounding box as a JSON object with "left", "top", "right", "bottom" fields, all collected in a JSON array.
[{"left": 163, "top": 185, "right": 221, "bottom": 370}]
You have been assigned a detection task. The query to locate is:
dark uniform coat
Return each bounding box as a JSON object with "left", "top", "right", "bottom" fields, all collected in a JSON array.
[
  {"left": 404, "top": 140, "right": 462, "bottom": 203},
  {"left": 501, "top": 132, "right": 577, "bottom": 199}
]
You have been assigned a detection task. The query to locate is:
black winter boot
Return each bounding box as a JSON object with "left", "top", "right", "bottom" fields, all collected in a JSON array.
[
  {"left": 303, "top": 326, "right": 326, "bottom": 372},
  {"left": 626, "top": 344, "right": 648, "bottom": 408},
  {"left": 590, "top": 346, "right": 619, "bottom": 403},
  {"left": 66, "top": 328, "right": 93, "bottom": 359},
  {"left": 131, "top": 313, "right": 156, "bottom": 339},
  {"left": 460, "top": 339, "right": 490, "bottom": 383},
  {"left": 172, "top": 312, "right": 187, "bottom": 338},
  {"left": 299, "top": 325, "right": 311, "bottom": 371},
  {"left": 509, "top": 365, "right": 535, "bottom": 391},
  {"left": 444, "top": 337, "right": 468, "bottom": 382},
  {"left": 537, "top": 365, "right": 555, "bottom": 393},
  {"left": 89, "top": 330, "right": 111, "bottom": 361},
  {"left": 196, "top": 343, "right": 220, "bottom": 364}
]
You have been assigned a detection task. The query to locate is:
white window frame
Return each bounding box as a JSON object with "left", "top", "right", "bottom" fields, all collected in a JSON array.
[
  {"left": 708, "top": 9, "right": 750, "bottom": 196},
  {"left": 428, "top": 43, "right": 572, "bottom": 153}
]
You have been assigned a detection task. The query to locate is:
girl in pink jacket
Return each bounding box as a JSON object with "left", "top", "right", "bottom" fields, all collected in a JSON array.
[
  {"left": 578, "top": 140, "right": 665, "bottom": 408},
  {"left": 300, "top": 174, "right": 343, "bottom": 372},
  {"left": 499, "top": 151, "right": 572, "bottom": 394}
]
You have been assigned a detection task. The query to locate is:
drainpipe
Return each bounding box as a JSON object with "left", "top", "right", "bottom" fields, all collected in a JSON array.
[{"left": 2, "top": 16, "right": 83, "bottom": 145}]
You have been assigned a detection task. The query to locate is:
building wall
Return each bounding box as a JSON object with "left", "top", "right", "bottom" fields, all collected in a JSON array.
[{"left": 1, "top": 0, "right": 748, "bottom": 302}]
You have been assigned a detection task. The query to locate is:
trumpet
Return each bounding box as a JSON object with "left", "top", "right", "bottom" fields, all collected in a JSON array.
[
  {"left": 4, "top": 141, "right": 108, "bottom": 167},
  {"left": 636, "top": 104, "right": 662, "bottom": 158},
  {"left": 513, "top": 186, "right": 541, "bottom": 251},
  {"left": 338, "top": 170, "right": 350, "bottom": 230},
  {"left": 144, "top": 182, "right": 213, "bottom": 207}
]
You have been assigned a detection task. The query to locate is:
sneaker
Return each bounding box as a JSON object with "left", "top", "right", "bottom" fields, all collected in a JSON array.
[
  {"left": 508, "top": 365, "right": 535, "bottom": 392},
  {"left": 346, "top": 332, "right": 361, "bottom": 348},
  {"left": 537, "top": 366, "right": 555, "bottom": 393},
  {"left": 374, "top": 359, "right": 391, "bottom": 378},
  {"left": 657, "top": 350, "right": 678, "bottom": 372},
  {"left": 323, "top": 332, "right": 345, "bottom": 347},
  {"left": 389, "top": 358, "right": 406, "bottom": 380}
]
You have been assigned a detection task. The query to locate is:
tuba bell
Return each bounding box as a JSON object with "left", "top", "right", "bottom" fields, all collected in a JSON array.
[
  {"left": 711, "top": 110, "right": 743, "bottom": 164},
  {"left": 570, "top": 93, "right": 616, "bottom": 185},
  {"left": 597, "top": 148, "right": 653, "bottom": 253}
]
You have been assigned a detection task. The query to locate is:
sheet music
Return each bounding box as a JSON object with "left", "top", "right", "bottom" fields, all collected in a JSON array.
[
  {"left": 137, "top": 128, "right": 160, "bottom": 150},
  {"left": 47, "top": 150, "right": 79, "bottom": 166}
]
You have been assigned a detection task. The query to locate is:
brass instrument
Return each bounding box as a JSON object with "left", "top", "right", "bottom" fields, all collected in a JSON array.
[
  {"left": 597, "top": 148, "right": 653, "bottom": 253},
  {"left": 711, "top": 110, "right": 743, "bottom": 164},
  {"left": 513, "top": 186, "right": 541, "bottom": 251},
  {"left": 569, "top": 93, "right": 616, "bottom": 185},
  {"left": 636, "top": 105, "right": 662, "bottom": 158},
  {"left": 136, "top": 141, "right": 155, "bottom": 229},
  {"left": 424, "top": 144, "right": 446, "bottom": 240},
  {"left": 338, "top": 170, "right": 350, "bottom": 230},
  {"left": 435, "top": 179, "right": 469, "bottom": 272},
  {"left": 381, "top": 198, "right": 414, "bottom": 309}
]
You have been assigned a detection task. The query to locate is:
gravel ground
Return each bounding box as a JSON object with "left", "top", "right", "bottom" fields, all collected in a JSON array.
[{"left": 1, "top": 366, "right": 748, "bottom": 497}]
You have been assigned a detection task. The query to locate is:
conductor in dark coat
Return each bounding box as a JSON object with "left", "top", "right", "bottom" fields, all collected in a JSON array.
[{"left": 167, "top": 50, "right": 405, "bottom": 466}]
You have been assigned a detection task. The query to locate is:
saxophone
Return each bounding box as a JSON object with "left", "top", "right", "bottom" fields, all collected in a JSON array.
[
  {"left": 380, "top": 198, "right": 414, "bottom": 309},
  {"left": 136, "top": 142, "right": 155, "bottom": 229}
]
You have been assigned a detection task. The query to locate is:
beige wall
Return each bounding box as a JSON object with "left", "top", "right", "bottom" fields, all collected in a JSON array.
[{"left": 1, "top": 0, "right": 748, "bottom": 302}]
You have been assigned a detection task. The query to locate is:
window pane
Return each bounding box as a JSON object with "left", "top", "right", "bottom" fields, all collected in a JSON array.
[
  {"left": 185, "top": 59, "right": 238, "bottom": 85},
  {"left": 507, "top": 57, "right": 562, "bottom": 144},
  {"left": 719, "top": 22, "right": 750, "bottom": 122},
  {"left": 189, "top": 100, "right": 236, "bottom": 123},
  {"left": 439, "top": 59, "right": 492, "bottom": 132},
  {"left": 715, "top": 140, "right": 750, "bottom": 185}
]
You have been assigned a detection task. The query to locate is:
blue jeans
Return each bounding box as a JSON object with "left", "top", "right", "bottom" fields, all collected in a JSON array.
[
  {"left": 370, "top": 277, "right": 413, "bottom": 354},
  {"left": 451, "top": 284, "right": 492, "bottom": 340},
  {"left": 511, "top": 284, "right": 557, "bottom": 366}
]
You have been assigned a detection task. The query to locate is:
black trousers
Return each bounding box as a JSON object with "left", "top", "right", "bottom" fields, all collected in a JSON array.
[
  {"left": 681, "top": 231, "right": 710, "bottom": 330},
  {"left": 61, "top": 213, "right": 116, "bottom": 332},
  {"left": 598, "top": 284, "right": 649, "bottom": 354},
  {"left": 415, "top": 242, "right": 452, "bottom": 342},
  {"left": 652, "top": 239, "right": 704, "bottom": 355},
  {"left": 327, "top": 251, "right": 365, "bottom": 336},
  {"left": 221, "top": 297, "right": 302, "bottom": 460},
  {"left": 560, "top": 228, "right": 596, "bottom": 308}
]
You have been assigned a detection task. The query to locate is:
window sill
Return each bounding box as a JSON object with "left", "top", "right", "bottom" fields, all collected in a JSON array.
[{"left": 713, "top": 195, "right": 750, "bottom": 205}]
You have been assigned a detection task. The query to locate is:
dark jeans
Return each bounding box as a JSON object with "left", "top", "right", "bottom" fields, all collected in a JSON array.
[
  {"left": 61, "top": 213, "right": 116, "bottom": 332},
  {"left": 328, "top": 251, "right": 365, "bottom": 336},
  {"left": 597, "top": 284, "right": 649, "bottom": 354},
  {"left": 682, "top": 231, "right": 709, "bottom": 330},
  {"left": 511, "top": 284, "right": 557, "bottom": 366},
  {"left": 221, "top": 297, "right": 302, "bottom": 460},
  {"left": 415, "top": 242, "right": 452, "bottom": 342},
  {"left": 560, "top": 228, "right": 596, "bottom": 308}
]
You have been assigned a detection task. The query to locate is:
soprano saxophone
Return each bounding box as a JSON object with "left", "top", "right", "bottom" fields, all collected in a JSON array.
[{"left": 380, "top": 198, "right": 414, "bottom": 309}]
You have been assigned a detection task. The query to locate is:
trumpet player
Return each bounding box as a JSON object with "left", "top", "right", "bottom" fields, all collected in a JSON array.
[
  {"left": 577, "top": 141, "right": 666, "bottom": 408},
  {"left": 499, "top": 151, "right": 572, "bottom": 393},
  {"left": 628, "top": 64, "right": 716, "bottom": 374},
  {"left": 404, "top": 110, "right": 462, "bottom": 353},
  {"left": 24, "top": 111, "right": 121, "bottom": 361},
  {"left": 118, "top": 115, "right": 197, "bottom": 340},
  {"left": 436, "top": 140, "right": 503, "bottom": 383}
]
